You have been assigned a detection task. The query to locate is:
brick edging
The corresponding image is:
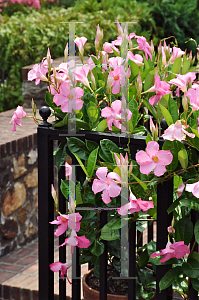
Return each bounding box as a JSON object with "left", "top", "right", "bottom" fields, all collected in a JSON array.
[
  {"left": 0, "top": 134, "right": 37, "bottom": 159},
  {"left": 0, "top": 284, "right": 72, "bottom": 300}
]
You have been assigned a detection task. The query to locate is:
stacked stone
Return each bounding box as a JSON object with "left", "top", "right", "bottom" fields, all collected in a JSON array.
[{"left": 0, "top": 135, "right": 38, "bottom": 257}]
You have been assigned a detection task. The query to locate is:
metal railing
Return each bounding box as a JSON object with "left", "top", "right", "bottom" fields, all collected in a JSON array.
[{"left": 37, "top": 108, "right": 198, "bottom": 300}]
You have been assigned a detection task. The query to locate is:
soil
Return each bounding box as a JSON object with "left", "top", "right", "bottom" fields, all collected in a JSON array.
[{"left": 86, "top": 265, "right": 128, "bottom": 296}]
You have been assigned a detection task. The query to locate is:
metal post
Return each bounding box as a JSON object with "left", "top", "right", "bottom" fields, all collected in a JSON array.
[{"left": 38, "top": 126, "right": 54, "bottom": 300}]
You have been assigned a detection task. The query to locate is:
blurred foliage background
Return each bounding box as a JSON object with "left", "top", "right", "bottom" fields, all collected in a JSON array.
[{"left": 0, "top": 0, "right": 199, "bottom": 112}]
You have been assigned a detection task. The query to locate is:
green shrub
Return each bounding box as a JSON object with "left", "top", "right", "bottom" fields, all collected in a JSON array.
[{"left": 0, "top": 0, "right": 154, "bottom": 112}]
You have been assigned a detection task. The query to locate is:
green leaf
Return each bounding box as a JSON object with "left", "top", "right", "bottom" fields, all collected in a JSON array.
[
  {"left": 76, "top": 181, "right": 83, "bottom": 205},
  {"left": 100, "top": 218, "right": 122, "bottom": 241},
  {"left": 191, "top": 278, "right": 199, "bottom": 291},
  {"left": 91, "top": 240, "right": 104, "bottom": 257},
  {"left": 72, "top": 118, "right": 90, "bottom": 130},
  {"left": 159, "top": 266, "right": 182, "bottom": 291},
  {"left": 142, "top": 100, "right": 157, "bottom": 120},
  {"left": 73, "top": 153, "right": 89, "bottom": 178},
  {"left": 167, "top": 198, "right": 181, "bottom": 214},
  {"left": 180, "top": 199, "right": 199, "bottom": 211},
  {"left": 100, "top": 139, "right": 120, "bottom": 163},
  {"left": 186, "top": 136, "right": 199, "bottom": 152},
  {"left": 168, "top": 97, "right": 178, "bottom": 123},
  {"left": 54, "top": 114, "right": 68, "bottom": 127},
  {"left": 146, "top": 132, "right": 152, "bottom": 144},
  {"left": 67, "top": 137, "right": 89, "bottom": 160},
  {"left": 171, "top": 57, "right": 182, "bottom": 77},
  {"left": 191, "top": 252, "right": 199, "bottom": 262},
  {"left": 54, "top": 142, "right": 67, "bottom": 170},
  {"left": 131, "top": 172, "right": 148, "bottom": 191},
  {"left": 162, "top": 140, "right": 178, "bottom": 172},
  {"left": 144, "top": 72, "right": 154, "bottom": 92},
  {"left": 194, "top": 219, "right": 199, "bottom": 244},
  {"left": 60, "top": 179, "right": 69, "bottom": 199},
  {"left": 159, "top": 104, "right": 173, "bottom": 126},
  {"left": 87, "top": 147, "right": 99, "bottom": 179},
  {"left": 182, "top": 259, "right": 199, "bottom": 278},
  {"left": 129, "top": 60, "right": 140, "bottom": 80},
  {"left": 85, "top": 140, "right": 99, "bottom": 152},
  {"left": 96, "top": 119, "right": 107, "bottom": 132},
  {"left": 129, "top": 99, "right": 138, "bottom": 129},
  {"left": 178, "top": 149, "right": 188, "bottom": 169},
  {"left": 87, "top": 102, "right": 98, "bottom": 121},
  {"left": 45, "top": 91, "right": 52, "bottom": 107},
  {"left": 138, "top": 249, "right": 149, "bottom": 268},
  {"left": 175, "top": 217, "right": 193, "bottom": 245}
]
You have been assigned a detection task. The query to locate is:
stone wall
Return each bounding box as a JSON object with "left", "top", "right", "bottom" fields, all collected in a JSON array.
[{"left": 0, "top": 134, "right": 38, "bottom": 257}]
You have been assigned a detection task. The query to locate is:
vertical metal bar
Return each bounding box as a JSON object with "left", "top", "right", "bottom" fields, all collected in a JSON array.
[
  {"left": 38, "top": 127, "right": 54, "bottom": 300},
  {"left": 72, "top": 247, "right": 80, "bottom": 300},
  {"left": 128, "top": 221, "right": 136, "bottom": 300},
  {"left": 59, "top": 161, "right": 66, "bottom": 300},
  {"left": 148, "top": 218, "right": 153, "bottom": 243},
  {"left": 156, "top": 179, "right": 173, "bottom": 300},
  {"left": 189, "top": 210, "right": 199, "bottom": 300},
  {"left": 100, "top": 210, "right": 107, "bottom": 300}
]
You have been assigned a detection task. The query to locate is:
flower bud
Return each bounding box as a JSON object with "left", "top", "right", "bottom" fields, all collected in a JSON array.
[
  {"left": 117, "top": 20, "right": 123, "bottom": 36},
  {"left": 64, "top": 43, "right": 68, "bottom": 62},
  {"left": 96, "top": 24, "right": 103, "bottom": 44},
  {"left": 162, "top": 48, "right": 166, "bottom": 65},
  {"left": 135, "top": 72, "right": 142, "bottom": 97},
  {"left": 128, "top": 161, "right": 133, "bottom": 177},
  {"left": 51, "top": 184, "right": 58, "bottom": 209},
  {"left": 91, "top": 71, "right": 96, "bottom": 90},
  {"left": 182, "top": 94, "right": 188, "bottom": 112},
  {"left": 95, "top": 36, "right": 100, "bottom": 53},
  {"left": 150, "top": 116, "right": 158, "bottom": 142},
  {"left": 107, "top": 72, "right": 113, "bottom": 94},
  {"left": 47, "top": 48, "right": 52, "bottom": 71},
  {"left": 167, "top": 226, "right": 175, "bottom": 233}
]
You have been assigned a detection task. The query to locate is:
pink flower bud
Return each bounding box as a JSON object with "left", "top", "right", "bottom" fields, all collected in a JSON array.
[
  {"left": 128, "top": 161, "right": 133, "bottom": 177},
  {"left": 107, "top": 72, "right": 113, "bottom": 93},
  {"left": 117, "top": 20, "right": 123, "bottom": 36},
  {"left": 64, "top": 43, "right": 68, "bottom": 62},
  {"left": 91, "top": 71, "right": 96, "bottom": 90},
  {"left": 135, "top": 72, "right": 142, "bottom": 97},
  {"left": 150, "top": 116, "right": 158, "bottom": 141},
  {"left": 95, "top": 35, "right": 100, "bottom": 52},
  {"left": 96, "top": 24, "right": 103, "bottom": 43},
  {"left": 182, "top": 94, "right": 188, "bottom": 112},
  {"left": 167, "top": 226, "right": 175, "bottom": 233}
]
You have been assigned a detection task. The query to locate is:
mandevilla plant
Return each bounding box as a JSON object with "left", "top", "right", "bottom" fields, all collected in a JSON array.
[{"left": 10, "top": 21, "right": 199, "bottom": 299}]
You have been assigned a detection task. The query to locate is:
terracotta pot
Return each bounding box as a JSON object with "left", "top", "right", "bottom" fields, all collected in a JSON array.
[{"left": 82, "top": 269, "right": 156, "bottom": 300}]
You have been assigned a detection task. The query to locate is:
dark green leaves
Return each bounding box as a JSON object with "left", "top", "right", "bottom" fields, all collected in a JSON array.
[
  {"left": 54, "top": 142, "right": 67, "bottom": 170},
  {"left": 100, "top": 139, "right": 120, "bottom": 163},
  {"left": 175, "top": 217, "right": 193, "bottom": 245},
  {"left": 159, "top": 266, "right": 182, "bottom": 291},
  {"left": 67, "top": 137, "right": 89, "bottom": 160}
]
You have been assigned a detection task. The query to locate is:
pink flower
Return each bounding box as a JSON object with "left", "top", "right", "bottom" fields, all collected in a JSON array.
[
  {"left": 53, "top": 82, "right": 84, "bottom": 112},
  {"left": 117, "top": 191, "right": 154, "bottom": 215},
  {"left": 185, "top": 181, "right": 199, "bottom": 198},
  {"left": 103, "top": 42, "right": 120, "bottom": 54},
  {"left": 75, "top": 65, "right": 91, "bottom": 88},
  {"left": 9, "top": 106, "right": 26, "bottom": 132},
  {"left": 50, "top": 212, "right": 82, "bottom": 236},
  {"left": 49, "top": 262, "right": 71, "bottom": 283},
  {"left": 28, "top": 63, "right": 48, "bottom": 85},
  {"left": 101, "top": 100, "right": 132, "bottom": 131},
  {"left": 186, "top": 85, "right": 199, "bottom": 111},
  {"left": 108, "top": 57, "right": 124, "bottom": 68},
  {"left": 110, "top": 67, "right": 121, "bottom": 94},
  {"left": 169, "top": 72, "right": 196, "bottom": 94},
  {"left": 92, "top": 167, "right": 121, "bottom": 204},
  {"left": 146, "top": 74, "right": 171, "bottom": 106},
  {"left": 128, "top": 51, "right": 143, "bottom": 67},
  {"left": 135, "top": 141, "right": 173, "bottom": 177},
  {"left": 136, "top": 36, "right": 152, "bottom": 60},
  {"left": 59, "top": 230, "right": 91, "bottom": 253},
  {"left": 167, "top": 226, "right": 175, "bottom": 233},
  {"left": 176, "top": 183, "right": 185, "bottom": 198},
  {"left": 169, "top": 47, "right": 185, "bottom": 64},
  {"left": 150, "top": 241, "right": 190, "bottom": 263},
  {"left": 65, "top": 162, "right": 72, "bottom": 180},
  {"left": 74, "top": 37, "right": 87, "bottom": 56},
  {"left": 162, "top": 120, "right": 195, "bottom": 141}
]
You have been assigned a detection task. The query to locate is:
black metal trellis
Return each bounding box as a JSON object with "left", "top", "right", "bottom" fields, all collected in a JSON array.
[{"left": 37, "top": 109, "right": 197, "bottom": 300}]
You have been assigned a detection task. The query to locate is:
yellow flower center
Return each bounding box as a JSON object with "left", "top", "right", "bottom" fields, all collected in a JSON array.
[
  {"left": 69, "top": 94, "right": 73, "bottom": 100},
  {"left": 153, "top": 156, "right": 159, "bottom": 163},
  {"left": 61, "top": 217, "right": 67, "bottom": 222},
  {"left": 114, "top": 75, "right": 119, "bottom": 80}
]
